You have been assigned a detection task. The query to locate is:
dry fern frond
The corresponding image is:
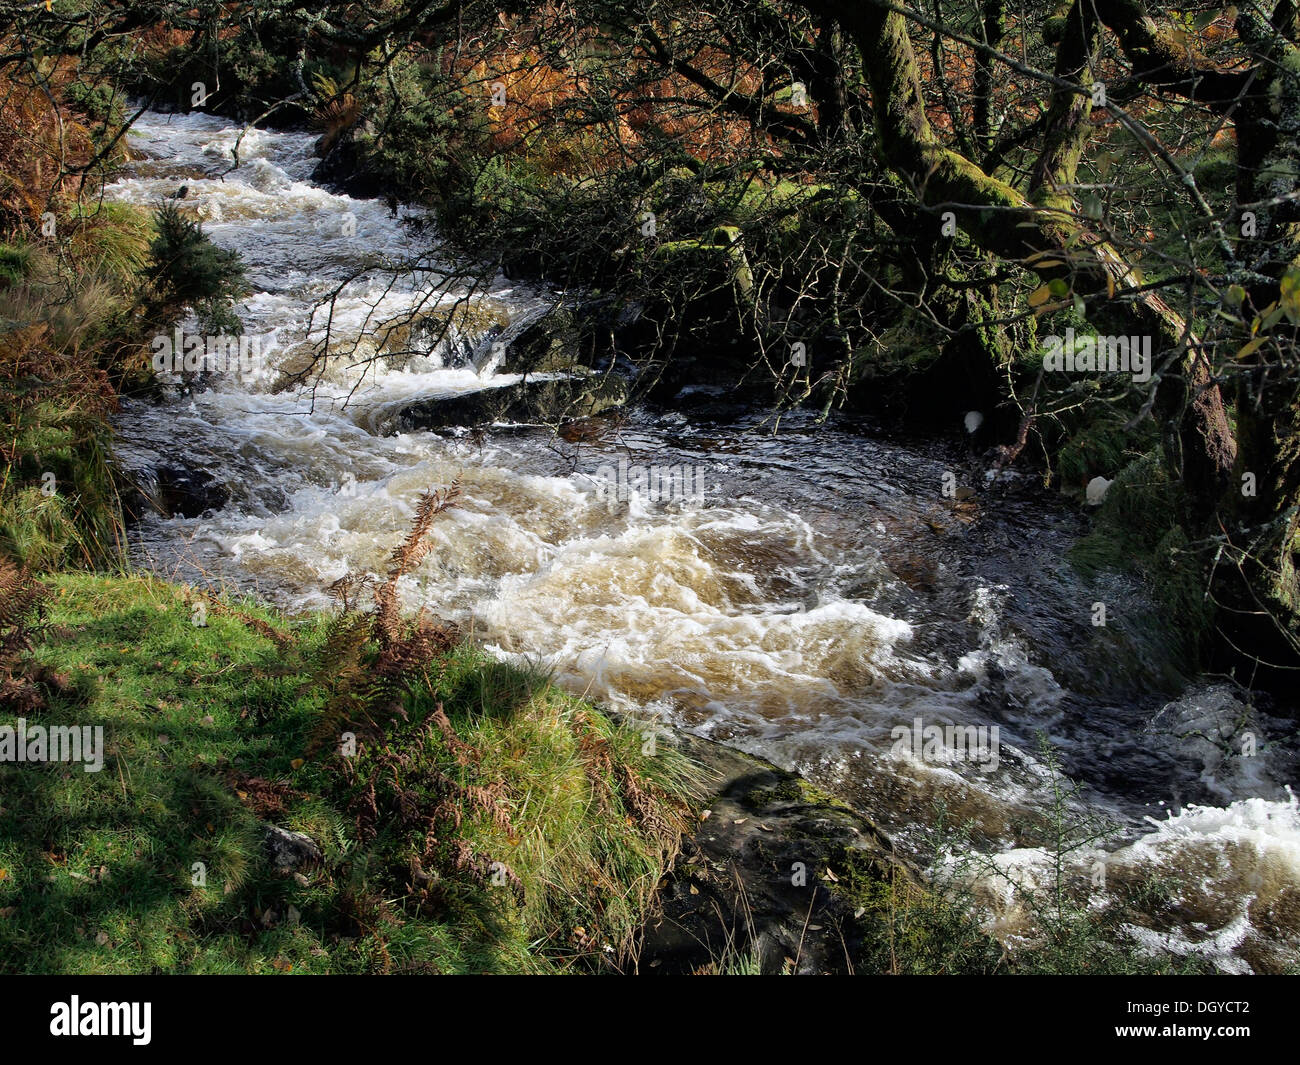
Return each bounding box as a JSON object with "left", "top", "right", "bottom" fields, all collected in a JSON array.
[
  {"left": 325, "top": 572, "right": 375, "bottom": 614},
  {"left": 304, "top": 484, "right": 461, "bottom": 753},
  {"left": 385, "top": 482, "right": 460, "bottom": 581},
  {"left": 0, "top": 557, "right": 50, "bottom": 712}
]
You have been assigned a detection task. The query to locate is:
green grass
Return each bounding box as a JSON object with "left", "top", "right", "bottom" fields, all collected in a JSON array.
[
  {"left": 0, "top": 572, "right": 695, "bottom": 974},
  {"left": 0, "top": 203, "right": 158, "bottom": 573},
  {"left": 0, "top": 395, "right": 126, "bottom": 571}
]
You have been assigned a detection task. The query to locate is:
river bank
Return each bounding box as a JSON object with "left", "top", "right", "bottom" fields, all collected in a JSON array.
[
  {"left": 2, "top": 570, "right": 697, "bottom": 974},
  {"left": 8, "top": 570, "right": 1214, "bottom": 974}
]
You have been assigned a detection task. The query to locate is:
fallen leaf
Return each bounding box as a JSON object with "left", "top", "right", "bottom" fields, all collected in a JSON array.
[{"left": 290, "top": 758, "right": 304, "bottom": 770}]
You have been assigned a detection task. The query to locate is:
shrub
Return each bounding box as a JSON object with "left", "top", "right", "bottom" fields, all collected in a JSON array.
[{"left": 144, "top": 202, "right": 248, "bottom": 334}]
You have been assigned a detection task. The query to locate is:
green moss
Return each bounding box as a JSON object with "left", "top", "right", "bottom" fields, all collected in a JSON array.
[
  {"left": 743, "top": 771, "right": 857, "bottom": 813},
  {"left": 652, "top": 237, "right": 755, "bottom": 298},
  {"left": 745, "top": 777, "right": 804, "bottom": 808},
  {"left": 1193, "top": 150, "right": 1236, "bottom": 190}
]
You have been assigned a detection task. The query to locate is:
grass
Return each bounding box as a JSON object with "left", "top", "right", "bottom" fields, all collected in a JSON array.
[
  {"left": 0, "top": 193, "right": 253, "bottom": 573},
  {"left": 0, "top": 572, "right": 695, "bottom": 974}
]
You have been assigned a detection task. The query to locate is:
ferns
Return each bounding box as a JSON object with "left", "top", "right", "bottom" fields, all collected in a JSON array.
[
  {"left": 309, "top": 72, "right": 361, "bottom": 154},
  {"left": 293, "top": 482, "right": 460, "bottom": 753},
  {"left": 0, "top": 557, "right": 50, "bottom": 711},
  {"left": 371, "top": 483, "right": 460, "bottom": 648},
  {"left": 207, "top": 482, "right": 687, "bottom": 962},
  {"left": 205, "top": 481, "right": 462, "bottom": 753}
]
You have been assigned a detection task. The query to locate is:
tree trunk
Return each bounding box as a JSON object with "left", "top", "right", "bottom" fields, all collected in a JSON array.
[{"left": 805, "top": 0, "right": 1237, "bottom": 512}]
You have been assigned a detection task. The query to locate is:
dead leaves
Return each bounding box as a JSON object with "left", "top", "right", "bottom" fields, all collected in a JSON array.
[{"left": 225, "top": 771, "right": 305, "bottom": 820}]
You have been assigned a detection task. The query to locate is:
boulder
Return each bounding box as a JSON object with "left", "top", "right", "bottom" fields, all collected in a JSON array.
[
  {"left": 121, "top": 462, "right": 230, "bottom": 521},
  {"left": 388, "top": 374, "right": 626, "bottom": 433},
  {"left": 264, "top": 825, "right": 322, "bottom": 872},
  {"left": 634, "top": 732, "right": 918, "bottom": 975}
]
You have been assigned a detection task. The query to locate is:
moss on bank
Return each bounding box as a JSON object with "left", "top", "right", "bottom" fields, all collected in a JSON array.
[{"left": 0, "top": 573, "right": 694, "bottom": 974}]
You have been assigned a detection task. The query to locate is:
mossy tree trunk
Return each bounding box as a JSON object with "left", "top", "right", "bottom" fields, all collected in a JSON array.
[
  {"left": 802, "top": 0, "right": 1238, "bottom": 516},
  {"left": 779, "top": 0, "right": 1300, "bottom": 670}
]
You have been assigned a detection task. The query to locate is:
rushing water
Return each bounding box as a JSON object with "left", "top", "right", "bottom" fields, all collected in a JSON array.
[{"left": 107, "top": 111, "right": 1300, "bottom": 973}]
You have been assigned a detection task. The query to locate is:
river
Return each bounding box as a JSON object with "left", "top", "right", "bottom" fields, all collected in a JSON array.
[{"left": 105, "top": 110, "right": 1300, "bottom": 973}]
